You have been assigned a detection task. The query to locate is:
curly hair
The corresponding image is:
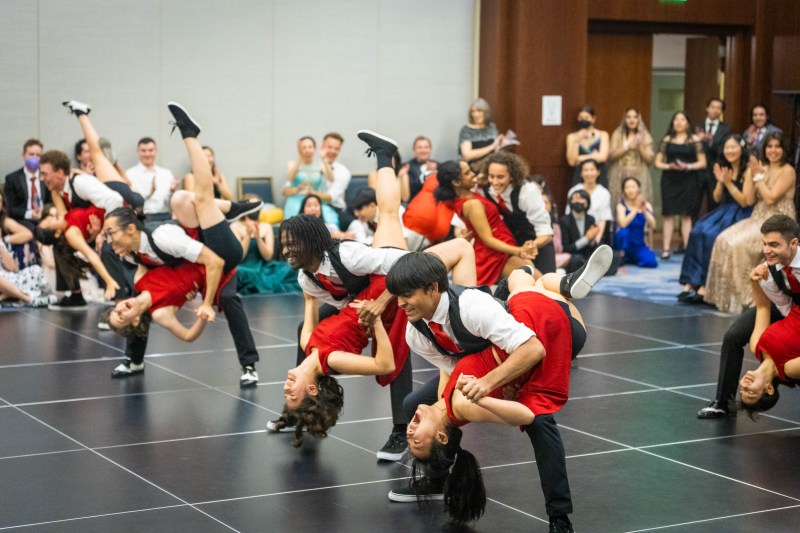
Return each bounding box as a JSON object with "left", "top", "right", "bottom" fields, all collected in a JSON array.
[
  {"left": 101, "top": 306, "right": 152, "bottom": 338},
  {"left": 484, "top": 151, "right": 530, "bottom": 189},
  {"left": 284, "top": 374, "right": 344, "bottom": 447},
  {"left": 410, "top": 425, "right": 486, "bottom": 524},
  {"left": 737, "top": 377, "right": 781, "bottom": 420}
]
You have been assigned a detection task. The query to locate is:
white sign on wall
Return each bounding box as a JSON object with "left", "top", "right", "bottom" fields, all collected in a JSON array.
[{"left": 542, "top": 95, "right": 562, "bottom": 126}]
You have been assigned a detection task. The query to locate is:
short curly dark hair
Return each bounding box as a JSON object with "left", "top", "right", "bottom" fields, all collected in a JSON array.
[
  {"left": 483, "top": 151, "right": 530, "bottom": 189},
  {"left": 284, "top": 374, "right": 344, "bottom": 447},
  {"left": 101, "top": 307, "right": 152, "bottom": 338}
]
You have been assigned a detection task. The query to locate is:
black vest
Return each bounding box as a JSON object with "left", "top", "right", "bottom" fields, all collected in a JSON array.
[
  {"left": 133, "top": 220, "right": 192, "bottom": 269},
  {"left": 410, "top": 285, "right": 496, "bottom": 358},
  {"left": 303, "top": 242, "right": 371, "bottom": 301},
  {"left": 768, "top": 264, "right": 800, "bottom": 306},
  {"left": 66, "top": 176, "right": 92, "bottom": 209},
  {"left": 482, "top": 186, "right": 536, "bottom": 245}
]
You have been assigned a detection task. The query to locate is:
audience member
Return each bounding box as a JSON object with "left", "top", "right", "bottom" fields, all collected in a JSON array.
[
  {"left": 615, "top": 177, "right": 657, "bottom": 268},
  {"left": 434, "top": 160, "right": 536, "bottom": 285},
  {"left": 566, "top": 105, "right": 610, "bottom": 187},
  {"left": 0, "top": 190, "right": 39, "bottom": 269},
  {"left": 300, "top": 194, "right": 352, "bottom": 240},
  {"left": 458, "top": 98, "right": 503, "bottom": 166},
  {"left": 482, "top": 151, "right": 556, "bottom": 273},
  {"left": 566, "top": 159, "right": 612, "bottom": 245},
  {"left": 347, "top": 188, "right": 379, "bottom": 245},
  {"left": 125, "top": 137, "right": 178, "bottom": 221},
  {"left": 73, "top": 138, "right": 95, "bottom": 176},
  {"left": 654, "top": 111, "right": 706, "bottom": 259},
  {"left": 697, "top": 98, "right": 732, "bottom": 211},
  {"left": 560, "top": 189, "right": 599, "bottom": 273},
  {"left": 399, "top": 136, "right": 437, "bottom": 203},
  {"left": 743, "top": 104, "right": 782, "bottom": 157},
  {"left": 4, "top": 138, "right": 51, "bottom": 228},
  {"left": 704, "top": 132, "right": 796, "bottom": 313},
  {"left": 183, "top": 145, "right": 233, "bottom": 200},
  {"left": 0, "top": 239, "right": 50, "bottom": 308},
  {"left": 320, "top": 133, "right": 353, "bottom": 229},
  {"left": 679, "top": 135, "right": 753, "bottom": 303},
  {"left": 282, "top": 136, "right": 339, "bottom": 226},
  {"left": 607, "top": 108, "right": 654, "bottom": 208}
]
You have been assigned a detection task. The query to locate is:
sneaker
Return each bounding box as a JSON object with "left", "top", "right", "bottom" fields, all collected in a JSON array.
[
  {"left": 240, "top": 366, "right": 259, "bottom": 388},
  {"left": 377, "top": 431, "right": 408, "bottom": 461},
  {"left": 357, "top": 130, "right": 398, "bottom": 158},
  {"left": 167, "top": 101, "right": 202, "bottom": 139},
  {"left": 697, "top": 400, "right": 732, "bottom": 419},
  {"left": 549, "top": 515, "right": 574, "bottom": 533},
  {"left": 62, "top": 100, "right": 91, "bottom": 116},
  {"left": 28, "top": 294, "right": 57, "bottom": 308},
  {"left": 48, "top": 293, "right": 88, "bottom": 311},
  {"left": 111, "top": 359, "right": 144, "bottom": 378},
  {"left": 388, "top": 476, "right": 446, "bottom": 503},
  {"left": 98, "top": 137, "right": 117, "bottom": 165},
  {"left": 97, "top": 320, "right": 111, "bottom": 330},
  {"left": 225, "top": 199, "right": 264, "bottom": 222},
  {"left": 560, "top": 244, "right": 613, "bottom": 299}
]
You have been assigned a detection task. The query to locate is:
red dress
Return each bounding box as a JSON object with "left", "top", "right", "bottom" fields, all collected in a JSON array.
[
  {"left": 452, "top": 194, "right": 516, "bottom": 285},
  {"left": 403, "top": 174, "right": 454, "bottom": 242},
  {"left": 442, "top": 291, "right": 573, "bottom": 428},
  {"left": 755, "top": 305, "right": 800, "bottom": 384},
  {"left": 135, "top": 262, "right": 237, "bottom": 312},
  {"left": 305, "top": 274, "right": 409, "bottom": 386},
  {"left": 65, "top": 205, "right": 105, "bottom": 240}
]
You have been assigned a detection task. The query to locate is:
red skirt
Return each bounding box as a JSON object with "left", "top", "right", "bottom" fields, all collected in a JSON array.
[
  {"left": 65, "top": 206, "right": 106, "bottom": 240},
  {"left": 756, "top": 306, "right": 800, "bottom": 382}
]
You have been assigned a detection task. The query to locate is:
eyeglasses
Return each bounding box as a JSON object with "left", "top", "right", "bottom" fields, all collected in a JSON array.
[{"left": 102, "top": 227, "right": 123, "bottom": 243}]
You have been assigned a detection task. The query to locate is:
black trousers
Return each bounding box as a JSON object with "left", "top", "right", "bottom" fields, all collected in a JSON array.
[
  {"left": 712, "top": 305, "right": 783, "bottom": 409},
  {"left": 524, "top": 414, "right": 573, "bottom": 517},
  {"left": 534, "top": 241, "right": 557, "bottom": 274},
  {"left": 219, "top": 273, "right": 259, "bottom": 367},
  {"left": 100, "top": 243, "right": 148, "bottom": 364},
  {"left": 296, "top": 302, "right": 411, "bottom": 426}
]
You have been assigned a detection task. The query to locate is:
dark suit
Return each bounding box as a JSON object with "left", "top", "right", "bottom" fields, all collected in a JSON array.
[
  {"left": 559, "top": 212, "right": 597, "bottom": 273},
  {"left": 699, "top": 120, "right": 732, "bottom": 212},
  {"left": 3, "top": 167, "right": 52, "bottom": 224}
]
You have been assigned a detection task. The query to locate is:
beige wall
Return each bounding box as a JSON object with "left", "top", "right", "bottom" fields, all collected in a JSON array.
[{"left": 0, "top": 0, "right": 475, "bottom": 203}]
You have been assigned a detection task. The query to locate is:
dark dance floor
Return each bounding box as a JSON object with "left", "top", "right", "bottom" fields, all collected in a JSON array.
[{"left": 2, "top": 292, "right": 800, "bottom": 532}]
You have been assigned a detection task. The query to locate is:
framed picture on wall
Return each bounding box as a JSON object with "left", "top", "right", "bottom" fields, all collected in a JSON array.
[{"left": 237, "top": 177, "right": 273, "bottom": 204}]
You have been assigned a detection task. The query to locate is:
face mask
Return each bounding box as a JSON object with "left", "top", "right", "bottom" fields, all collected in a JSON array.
[
  {"left": 570, "top": 202, "right": 587, "bottom": 213},
  {"left": 25, "top": 156, "right": 40, "bottom": 171},
  {"left": 578, "top": 119, "right": 592, "bottom": 129}
]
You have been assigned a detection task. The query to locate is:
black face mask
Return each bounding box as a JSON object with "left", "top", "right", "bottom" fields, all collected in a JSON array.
[
  {"left": 570, "top": 202, "right": 587, "bottom": 213},
  {"left": 578, "top": 119, "right": 592, "bottom": 129}
]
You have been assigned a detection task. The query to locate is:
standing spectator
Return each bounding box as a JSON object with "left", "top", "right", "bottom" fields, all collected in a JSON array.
[
  {"left": 125, "top": 137, "right": 178, "bottom": 221},
  {"left": 607, "top": 108, "right": 654, "bottom": 208},
  {"left": 458, "top": 98, "right": 503, "bottom": 166},
  {"left": 560, "top": 189, "right": 599, "bottom": 273},
  {"left": 4, "top": 139, "right": 51, "bottom": 228},
  {"left": 654, "top": 111, "right": 707, "bottom": 259},
  {"left": 615, "top": 177, "right": 658, "bottom": 268},
  {"left": 399, "top": 136, "right": 437, "bottom": 203},
  {"left": 320, "top": 133, "right": 353, "bottom": 229},
  {"left": 282, "top": 136, "right": 339, "bottom": 227},
  {"left": 566, "top": 159, "right": 612, "bottom": 246},
  {"left": 679, "top": 135, "right": 753, "bottom": 303},
  {"left": 697, "top": 98, "right": 732, "bottom": 211},
  {"left": 482, "top": 151, "right": 556, "bottom": 273},
  {"left": 566, "top": 105, "right": 610, "bottom": 187},
  {"left": 704, "top": 132, "right": 796, "bottom": 313},
  {"left": 743, "top": 104, "right": 782, "bottom": 157},
  {"left": 183, "top": 146, "right": 233, "bottom": 200}
]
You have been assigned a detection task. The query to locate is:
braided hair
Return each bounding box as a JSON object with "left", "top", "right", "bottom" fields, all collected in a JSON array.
[{"left": 279, "top": 215, "right": 337, "bottom": 268}]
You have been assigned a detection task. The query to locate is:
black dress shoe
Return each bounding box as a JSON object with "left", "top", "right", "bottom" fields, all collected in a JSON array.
[
  {"left": 677, "top": 289, "right": 695, "bottom": 302},
  {"left": 689, "top": 292, "right": 708, "bottom": 305},
  {"left": 697, "top": 401, "right": 732, "bottom": 419}
]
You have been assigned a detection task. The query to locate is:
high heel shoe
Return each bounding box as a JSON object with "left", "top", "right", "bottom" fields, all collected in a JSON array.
[{"left": 661, "top": 250, "right": 671, "bottom": 260}]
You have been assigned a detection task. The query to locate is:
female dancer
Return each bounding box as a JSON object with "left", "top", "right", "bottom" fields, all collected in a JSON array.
[
  {"left": 434, "top": 159, "right": 536, "bottom": 286},
  {"left": 282, "top": 136, "right": 338, "bottom": 225},
  {"left": 615, "top": 177, "right": 657, "bottom": 268},
  {"left": 678, "top": 135, "right": 754, "bottom": 303}
]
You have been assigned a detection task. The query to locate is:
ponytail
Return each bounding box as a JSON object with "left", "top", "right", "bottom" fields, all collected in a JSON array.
[{"left": 433, "top": 160, "right": 462, "bottom": 203}]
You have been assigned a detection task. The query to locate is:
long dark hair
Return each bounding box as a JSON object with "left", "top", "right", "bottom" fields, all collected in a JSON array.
[
  {"left": 276, "top": 374, "right": 344, "bottom": 447},
  {"left": 299, "top": 194, "right": 324, "bottom": 218},
  {"left": 665, "top": 111, "right": 695, "bottom": 140},
  {"left": 717, "top": 134, "right": 747, "bottom": 183},
  {"left": 760, "top": 131, "right": 790, "bottom": 166},
  {"left": 411, "top": 425, "right": 486, "bottom": 524},
  {"left": 433, "top": 161, "right": 463, "bottom": 203}
]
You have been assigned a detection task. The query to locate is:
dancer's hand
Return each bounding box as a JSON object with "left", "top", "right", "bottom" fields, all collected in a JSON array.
[
  {"left": 519, "top": 240, "right": 538, "bottom": 260},
  {"left": 459, "top": 374, "right": 493, "bottom": 402},
  {"left": 103, "top": 280, "right": 120, "bottom": 301},
  {"left": 350, "top": 298, "right": 387, "bottom": 325},
  {"left": 197, "top": 303, "right": 216, "bottom": 322},
  {"left": 750, "top": 263, "right": 769, "bottom": 282}
]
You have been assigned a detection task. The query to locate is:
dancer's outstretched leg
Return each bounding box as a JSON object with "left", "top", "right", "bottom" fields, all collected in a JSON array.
[{"left": 63, "top": 101, "right": 125, "bottom": 185}]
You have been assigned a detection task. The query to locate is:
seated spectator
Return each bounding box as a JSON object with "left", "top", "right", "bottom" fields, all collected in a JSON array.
[
  {"left": 743, "top": 104, "right": 782, "bottom": 157},
  {"left": 704, "top": 132, "right": 796, "bottom": 313},
  {"left": 566, "top": 105, "right": 610, "bottom": 187},
  {"left": 402, "top": 171, "right": 457, "bottom": 252},
  {"left": 607, "top": 108, "right": 654, "bottom": 208},
  {"left": 566, "top": 159, "right": 612, "bottom": 245},
  {"left": 679, "top": 135, "right": 753, "bottom": 303},
  {"left": 0, "top": 189, "right": 40, "bottom": 269},
  {"left": 3, "top": 138, "right": 51, "bottom": 228},
  {"left": 399, "top": 136, "right": 437, "bottom": 203},
  {"left": 347, "top": 188, "right": 378, "bottom": 245},
  {"left": 282, "top": 136, "right": 339, "bottom": 226},
  {"left": 459, "top": 97, "right": 504, "bottom": 166},
  {"left": 615, "top": 177, "right": 657, "bottom": 268},
  {"left": 481, "top": 151, "right": 556, "bottom": 273},
  {"left": 543, "top": 192, "right": 570, "bottom": 271},
  {"left": 184, "top": 145, "right": 234, "bottom": 200},
  {"left": 0, "top": 197, "right": 50, "bottom": 307},
  {"left": 125, "top": 137, "right": 178, "bottom": 221},
  {"left": 560, "top": 189, "right": 599, "bottom": 273},
  {"left": 230, "top": 197, "right": 300, "bottom": 295},
  {"left": 300, "top": 194, "right": 352, "bottom": 240}
]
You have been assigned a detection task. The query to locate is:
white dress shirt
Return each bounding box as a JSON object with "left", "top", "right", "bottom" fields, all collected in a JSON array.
[
  {"left": 565, "top": 183, "right": 613, "bottom": 222},
  {"left": 406, "top": 289, "right": 535, "bottom": 372},
  {"left": 759, "top": 252, "right": 800, "bottom": 317},
  {"left": 130, "top": 224, "right": 204, "bottom": 265},
  {"left": 125, "top": 162, "right": 175, "bottom": 215},
  {"left": 298, "top": 241, "right": 408, "bottom": 309},
  {"left": 67, "top": 174, "right": 124, "bottom": 212},
  {"left": 326, "top": 162, "right": 351, "bottom": 210},
  {"left": 485, "top": 182, "right": 554, "bottom": 237}
]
